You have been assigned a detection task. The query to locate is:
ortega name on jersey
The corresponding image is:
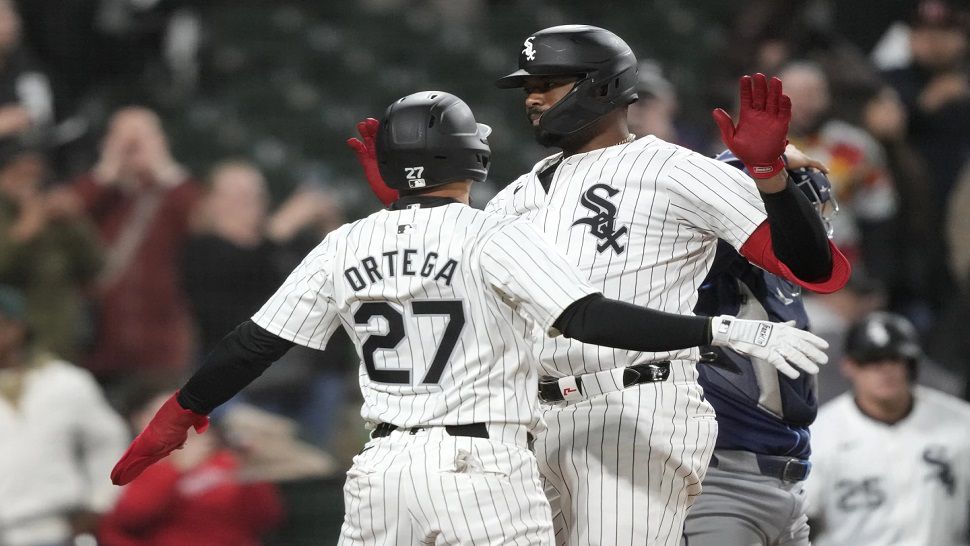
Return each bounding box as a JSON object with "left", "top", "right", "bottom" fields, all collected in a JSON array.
[{"left": 344, "top": 248, "right": 459, "bottom": 291}]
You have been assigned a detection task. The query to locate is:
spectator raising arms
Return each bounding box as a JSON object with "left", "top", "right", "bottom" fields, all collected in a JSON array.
[{"left": 47, "top": 107, "right": 200, "bottom": 393}]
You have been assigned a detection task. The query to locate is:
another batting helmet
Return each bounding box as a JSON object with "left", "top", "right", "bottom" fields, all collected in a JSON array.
[
  {"left": 845, "top": 312, "right": 923, "bottom": 376},
  {"left": 496, "top": 25, "right": 638, "bottom": 146},
  {"left": 376, "top": 91, "right": 491, "bottom": 191}
]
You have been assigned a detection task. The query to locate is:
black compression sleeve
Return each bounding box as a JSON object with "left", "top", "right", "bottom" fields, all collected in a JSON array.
[
  {"left": 178, "top": 320, "right": 295, "bottom": 414},
  {"left": 552, "top": 294, "right": 712, "bottom": 352},
  {"left": 763, "top": 176, "right": 832, "bottom": 281}
]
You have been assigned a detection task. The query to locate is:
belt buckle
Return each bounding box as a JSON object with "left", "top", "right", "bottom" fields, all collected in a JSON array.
[
  {"left": 644, "top": 362, "right": 669, "bottom": 381},
  {"left": 623, "top": 361, "right": 670, "bottom": 386},
  {"left": 781, "top": 459, "right": 810, "bottom": 482}
]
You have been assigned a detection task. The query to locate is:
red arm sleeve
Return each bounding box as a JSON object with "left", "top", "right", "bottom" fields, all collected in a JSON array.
[{"left": 740, "top": 221, "right": 851, "bottom": 294}]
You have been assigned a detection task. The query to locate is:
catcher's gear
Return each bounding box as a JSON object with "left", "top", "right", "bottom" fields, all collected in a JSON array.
[
  {"left": 716, "top": 150, "right": 840, "bottom": 238},
  {"left": 110, "top": 392, "right": 209, "bottom": 485},
  {"left": 496, "top": 25, "right": 639, "bottom": 146},
  {"left": 713, "top": 74, "right": 791, "bottom": 179},
  {"left": 710, "top": 316, "right": 829, "bottom": 379},
  {"left": 375, "top": 91, "right": 491, "bottom": 191}
]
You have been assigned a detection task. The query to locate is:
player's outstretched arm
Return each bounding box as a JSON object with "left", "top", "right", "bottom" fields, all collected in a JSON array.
[
  {"left": 346, "top": 117, "right": 399, "bottom": 206},
  {"left": 111, "top": 320, "right": 294, "bottom": 485},
  {"left": 553, "top": 295, "right": 828, "bottom": 378},
  {"left": 713, "top": 73, "right": 848, "bottom": 290},
  {"left": 482, "top": 219, "right": 828, "bottom": 373}
]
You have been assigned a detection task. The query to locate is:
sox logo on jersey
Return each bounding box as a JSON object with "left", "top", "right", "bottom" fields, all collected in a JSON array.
[{"left": 570, "top": 183, "right": 627, "bottom": 254}]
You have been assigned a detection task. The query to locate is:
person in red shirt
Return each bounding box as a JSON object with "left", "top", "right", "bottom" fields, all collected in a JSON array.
[
  {"left": 99, "top": 391, "right": 284, "bottom": 546},
  {"left": 47, "top": 107, "right": 201, "bottom": 387}
]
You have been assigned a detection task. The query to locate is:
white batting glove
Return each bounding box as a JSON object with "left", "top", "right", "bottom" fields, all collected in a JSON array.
[{"left": 710, "top": 316, "right": 829, "bottom": 379}]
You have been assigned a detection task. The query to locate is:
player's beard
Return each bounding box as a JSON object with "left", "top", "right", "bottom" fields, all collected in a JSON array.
[
  {"left": 528, "top": 107, "right": 558, "bottom": 146},
  {"left": 533, "top": 114, "right": 604, "bottom": 151}
]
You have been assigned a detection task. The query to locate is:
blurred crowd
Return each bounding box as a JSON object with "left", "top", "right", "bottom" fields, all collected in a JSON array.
[
  {"left": 629, "top": 0, "right": 970, "bottom": 403},
  {"left": 0, "top": 0, "right": 969, "bottom": 544}
]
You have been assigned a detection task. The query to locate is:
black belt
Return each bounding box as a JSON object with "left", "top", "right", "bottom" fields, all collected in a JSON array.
[
  {"left": 711, "top": 453, "right": 812, "bottom": 482},
  {"left": 371, "top": 422, "right": 489, "bottom": 439},
  {"left": 538, "top": 361, "right": 671, "bottom": 402},
  {"left": 757, "top": 455, "right": 812, "bottom": 482}
]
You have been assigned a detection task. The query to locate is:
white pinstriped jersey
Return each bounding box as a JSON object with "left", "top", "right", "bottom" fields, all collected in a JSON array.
[
  {"left": 252, "top": 202, "right": 597, "bottom": 431},
  {"left": 486, "top": 135, "right": 768, "bottom": 379}
]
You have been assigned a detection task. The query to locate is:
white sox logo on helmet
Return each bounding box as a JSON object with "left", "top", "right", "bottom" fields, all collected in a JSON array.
[{"left": 522, "top": 37, "right": 536, "bottom": 61}]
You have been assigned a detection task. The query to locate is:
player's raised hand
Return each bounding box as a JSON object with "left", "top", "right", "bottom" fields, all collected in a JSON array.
[
  {"left": 712, "top": 73, "right": 790, "bottom": 179},
  {"left": 710, "top": 316, "right": 829, "bottom": 379},
  {"left": 110, "top": 392, "right": 209, "bottom": 485},
  {"left": 346, "top": 118, "right": 399, "bottom": 206}
]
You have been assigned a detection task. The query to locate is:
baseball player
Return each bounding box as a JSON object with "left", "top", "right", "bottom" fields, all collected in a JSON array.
[
  {"left": 351, "top": 25, "right": 849, "bottom": 546},
  {"left": 807, "top": 312, "right": 970, "bottom": 545},
  {"left": 109, "top": 92, "right": 828, "bottom": 546},
  {"left": 681, "top": 151, "right": 840, "bottom": 546}
]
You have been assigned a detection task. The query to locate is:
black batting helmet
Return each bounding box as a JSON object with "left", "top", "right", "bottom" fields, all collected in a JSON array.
[
  {"left": 376, "top": 91, "right": 491, "bottom": 191},
  {"left": 845, "top": 312, "right": 923, "bottom": 375},
  {"left": 496, "top": 25, "right": 639, "bottom": 146}
]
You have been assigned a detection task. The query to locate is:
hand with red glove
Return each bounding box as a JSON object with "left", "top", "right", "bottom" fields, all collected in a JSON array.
[
  {"left": 346, "top": 118, "right": 398, "bottom": 206},
  {"left": 712, "top": 73, "right": 791, "bottom": 179},
  {"left": 110, "top": 392, "right": 210, "bottom": 485}
]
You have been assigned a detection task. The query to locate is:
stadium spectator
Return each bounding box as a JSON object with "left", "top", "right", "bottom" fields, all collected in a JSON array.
[
  {"left": 859, "top": 83, "right": 943, "bottom": 319},
  {"left": 46, "top": 106, "right": 200, "bottom": 393},
  {"left": 0, "top": 284, "right": 128, "bottom": 546},
  {"left": 627, "top": 60, "right": 679, "bottom": 143},
  {"left": 182, "top": 160, "right": 282, "bottom": 359},
  {"left": 0, "top": 0, "right": 53, "bottom": 143},
  {"left": 0, "top": 142, "right": 102, "bottom": 360},
  {"left": 781, "top": 61, "right": 897, "bottom": 285},
  {"left": 883, "top": 0, "right": 970, "bottom": 206},
  {"left": 98, "top": 389, "right": 284, "bottom": 546}
]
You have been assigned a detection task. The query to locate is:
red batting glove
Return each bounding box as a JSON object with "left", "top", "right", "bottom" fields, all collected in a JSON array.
[
  {"left": 346, "top": 118, "right": 398, "bottom": 206},
  {"left": 110, "top": 392, "right": 209, "bottom": 485},
  {"left": 712, "top": 73, "right": 790, "bottom": 179}
]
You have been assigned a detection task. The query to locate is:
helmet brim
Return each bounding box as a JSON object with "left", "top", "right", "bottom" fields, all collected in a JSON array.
[
  {"left": 495, "top": 69, "right": 533, "bottom": 89},
  {"left": 495, "top": 69, "right": 587, "bottom": 89}
]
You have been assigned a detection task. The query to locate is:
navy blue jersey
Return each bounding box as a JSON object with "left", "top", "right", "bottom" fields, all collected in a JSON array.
[{"left": 694, "top": 240, "right": 817, "bottom": 459}]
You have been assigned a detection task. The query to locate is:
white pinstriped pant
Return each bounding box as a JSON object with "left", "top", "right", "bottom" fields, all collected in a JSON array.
[
  {"left": 536, "top": 377, "right": 718, "bottom": 546},
  {"left": 338, "top": 427, "right": 554, "bottom": 545}
]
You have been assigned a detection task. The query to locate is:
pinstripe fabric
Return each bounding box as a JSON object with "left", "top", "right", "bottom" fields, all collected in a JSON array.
[
  {"left": 536, "top": 379, "right": 717, "bottom": 546},
  {"left": 252, "top": 202, "right": 598, "bottom": 544},
  {"left": 486, "top": 136, "right": 766, "bottom": 380},
  {"left": 487, "top": 136, "right": 765, "bottom": 545},
  {"left": 253, "top": 204, "right": 595, "bottom": 431},
  {"left": 338, "top": 431, "right": 554, "bottom": 545}
]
